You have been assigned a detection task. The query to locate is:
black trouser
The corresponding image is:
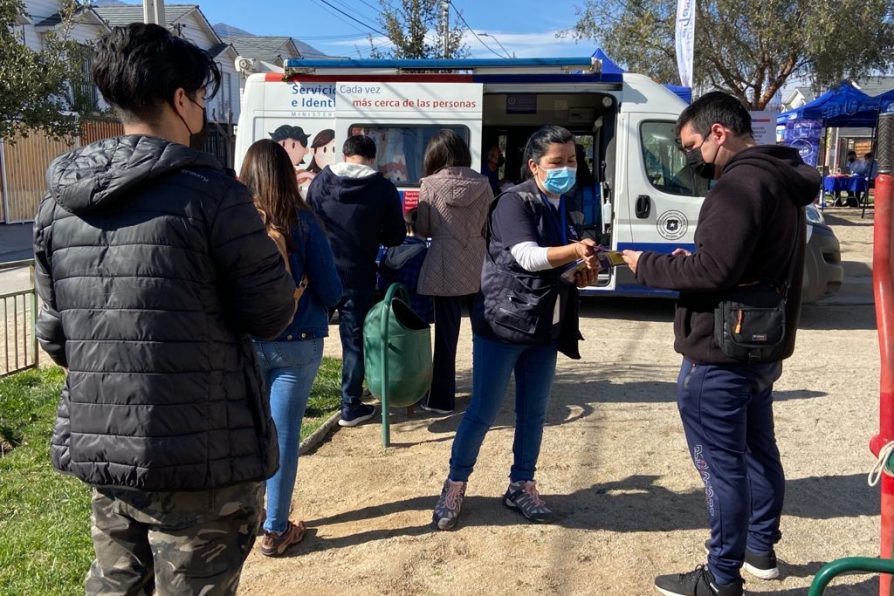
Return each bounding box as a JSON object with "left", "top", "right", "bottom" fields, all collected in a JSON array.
[{"left": 427, "top": 293, "right": 476, "bottom": 410}]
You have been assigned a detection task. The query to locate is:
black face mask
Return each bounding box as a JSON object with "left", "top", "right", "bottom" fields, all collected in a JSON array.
[
  {"left": 174, "top": 96, "right": 207, "bottom": 151},
  {"left": 685, "top": 145, "right": 715, "bottom": 180},
  {"left": 189, "top": 106, "right": 207, "bottom": 152}
]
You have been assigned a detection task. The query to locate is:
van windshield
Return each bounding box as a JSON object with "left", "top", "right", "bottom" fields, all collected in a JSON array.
[
  {"left": 640, "top": 121, "right": 708, "bottom": 197},
  {"left": 349, "top": 124, "right": 470, "bottom": 186}
]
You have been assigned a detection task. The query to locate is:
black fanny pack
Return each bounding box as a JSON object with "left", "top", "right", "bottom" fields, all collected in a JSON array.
[{"left": 713, "top": 281, "right": 787, "bottom": 363}]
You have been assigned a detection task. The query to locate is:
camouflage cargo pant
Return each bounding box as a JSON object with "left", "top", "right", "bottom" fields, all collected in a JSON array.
[{"left": 85, "top": 481, "right": 263, "bottom": 596}]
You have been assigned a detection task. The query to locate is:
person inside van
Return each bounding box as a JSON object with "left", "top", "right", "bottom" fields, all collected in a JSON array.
[
  {"left": 431, "top": 125, "right": 598, "bottom": 530},
  {"left": 481, "top": 143, "right": 504, "bottom": 194},
  {"left": 566, "top": 143, "right": 599, "bottom": 239}
]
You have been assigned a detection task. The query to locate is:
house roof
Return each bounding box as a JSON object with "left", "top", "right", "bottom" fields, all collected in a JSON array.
[
  {"left": 92, "top": 4, "right": 198, "bottom": 28},
  {"left": 208, "top": 42, "right": 238, "bottom": 59},
  {"left": 795, "top": 86, "right": 816, "bottom": 102},
  {"left": 222, "top": 35, "right": 301, "bottom": 63},
  {"left": 34, "top": 6, "right": 110, "bottom": 30}
]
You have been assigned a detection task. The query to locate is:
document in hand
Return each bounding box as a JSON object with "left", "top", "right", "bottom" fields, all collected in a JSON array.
[{"left": 595, "top": 247, "right": 626, "bottom": 270}]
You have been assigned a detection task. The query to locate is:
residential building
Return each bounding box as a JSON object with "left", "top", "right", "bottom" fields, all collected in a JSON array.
[{"left": 94, "top": 4, "right": 241, "bottom": 128}]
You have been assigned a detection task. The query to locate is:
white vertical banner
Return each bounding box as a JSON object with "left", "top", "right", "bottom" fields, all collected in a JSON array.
[{"left": 675, "top": 0, "right": 696, "bottom": 88}]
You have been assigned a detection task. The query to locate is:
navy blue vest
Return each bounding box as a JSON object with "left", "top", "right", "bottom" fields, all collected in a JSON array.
[{"left": 473, "top": 178, "right": 579, "bottom": 345}]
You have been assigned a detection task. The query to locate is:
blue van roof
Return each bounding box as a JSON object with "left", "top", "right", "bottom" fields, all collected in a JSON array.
[{"left": 284, "top": 57, "right": 599, "bottom": 70}]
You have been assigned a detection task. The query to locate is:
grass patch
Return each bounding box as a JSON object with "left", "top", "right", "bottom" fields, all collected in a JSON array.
[
  {"left": 302, "top": 356, "right": 342, "bottom": 441},
  {"left": 0, "top": 359, "right": 342, "bottom": 596},
  {"left": 0, "top": 366, "right": 91, "bottom": 596}
]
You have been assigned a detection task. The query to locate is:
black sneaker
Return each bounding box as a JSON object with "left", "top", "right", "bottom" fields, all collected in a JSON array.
[
  {"left": 703, "top": 540, "right": 779, "bottom": 580},
  {"left": 654, "top": 564, "right": 743, "bottom": 596},
  {"left": 339, "top": 402, "right": 376, "bottom": 427}
]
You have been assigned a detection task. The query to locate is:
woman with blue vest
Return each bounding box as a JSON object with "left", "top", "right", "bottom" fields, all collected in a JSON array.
[
  {"left": 240, "top": 139, "right": 343, "bottom": 556},
  {"left": 432, "top": 126, "right": 599, "bottom": 530}
]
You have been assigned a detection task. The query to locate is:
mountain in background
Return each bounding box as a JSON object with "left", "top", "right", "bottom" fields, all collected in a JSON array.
[{"left": 212, "top": 22, "right": 326, "bottom": 57}]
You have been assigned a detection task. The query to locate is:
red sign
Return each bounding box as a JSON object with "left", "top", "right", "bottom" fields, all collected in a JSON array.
[{"left": 402, "top": 189, "right": 420, "bottom": 212}]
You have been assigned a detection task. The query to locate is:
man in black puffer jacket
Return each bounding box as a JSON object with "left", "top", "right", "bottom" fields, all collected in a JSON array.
[
  {"left": 622, "top": 92, "right": 821, "bottom": 596},
  {"left": 33, "top": 24, "right": 296, "bottom": 595}
]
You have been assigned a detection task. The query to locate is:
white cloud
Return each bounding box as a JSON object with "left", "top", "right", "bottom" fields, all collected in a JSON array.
[{"left": 464, "top": 30, "right": 592, "bottom": 58}]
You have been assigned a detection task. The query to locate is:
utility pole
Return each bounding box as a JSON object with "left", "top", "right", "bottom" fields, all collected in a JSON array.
[
  {"left": 143, "top": 0, "right": 166, "bottom": 27},
  {"left": 440, "top": 1, "right": 450, "bottom": 58}
]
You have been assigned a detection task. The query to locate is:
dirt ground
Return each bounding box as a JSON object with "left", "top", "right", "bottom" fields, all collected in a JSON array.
[{"left": 238, "top": 207, "right": 882, "bottom": 595}]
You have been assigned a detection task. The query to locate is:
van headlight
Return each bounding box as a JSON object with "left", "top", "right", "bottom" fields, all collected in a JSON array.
[{"left": 805, "top": 204, "right": 824, "bottom": 225}]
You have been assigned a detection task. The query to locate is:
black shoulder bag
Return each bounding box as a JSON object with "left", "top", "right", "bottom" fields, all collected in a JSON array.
[{"left": 713, "top": 207, "right": 802, "bottom": 363}]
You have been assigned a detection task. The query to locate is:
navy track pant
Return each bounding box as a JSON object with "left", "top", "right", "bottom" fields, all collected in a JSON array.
[{"left": 676, "top": 358, "right": 785, "bottom": 585}]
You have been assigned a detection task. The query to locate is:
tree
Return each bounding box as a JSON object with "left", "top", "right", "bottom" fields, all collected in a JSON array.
[
  {"left": 570, "top": 0, "right": 894, "bottom": 109},
  {"left": 371, "top": 0, "right": 468, "bottom": 59},
  {"left": 0, "top": 0, "right": 93, "bottom": 141}
]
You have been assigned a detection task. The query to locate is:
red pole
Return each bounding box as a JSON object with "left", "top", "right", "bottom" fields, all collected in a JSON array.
[{"left": 869, "top": 112, "right": 894, "bottom": 596}]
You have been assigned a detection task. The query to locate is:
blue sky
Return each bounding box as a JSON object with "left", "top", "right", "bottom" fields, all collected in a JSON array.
[{"left": 195, "top": 0, "right": 598, "bottom": 59}]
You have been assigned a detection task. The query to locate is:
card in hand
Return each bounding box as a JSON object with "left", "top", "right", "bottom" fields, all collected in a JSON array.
[{"left": 595, "top": 247, "right": 625, "bottom": 269}]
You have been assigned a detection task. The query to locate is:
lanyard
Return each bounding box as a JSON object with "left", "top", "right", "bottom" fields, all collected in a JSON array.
[{"left": 539, "top": 192, "right": 568, "bottom": 245}]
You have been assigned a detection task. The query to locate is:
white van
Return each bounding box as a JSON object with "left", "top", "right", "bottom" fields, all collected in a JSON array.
[{"left": 235, "top": 57, "right": 842, "bottom": 303}]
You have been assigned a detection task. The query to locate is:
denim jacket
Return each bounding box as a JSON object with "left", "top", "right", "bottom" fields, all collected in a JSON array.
[{"left": 268, "top": 209, "right": 342, "bottom": 342}]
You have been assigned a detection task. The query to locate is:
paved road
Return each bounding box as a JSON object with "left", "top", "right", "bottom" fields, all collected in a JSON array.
[{"left": 0, "top": 223, "right": 33, "bottom": 265}]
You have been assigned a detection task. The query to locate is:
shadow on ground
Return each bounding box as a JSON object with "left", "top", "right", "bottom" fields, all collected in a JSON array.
[
  {"left": 767, "top": 577, "right": 877, "bottom": 595},
  {"left": 291, "top": 472, "right": 877, "bottom": 556},
  {"left": 823, "top": 212, "right": 875, "bottom": 228},
  {"left": 800, "top": 303, "right": 876, "bottom": 331},
  {"left": 579, "top": 297, "right": 675, "bottom": 323}
]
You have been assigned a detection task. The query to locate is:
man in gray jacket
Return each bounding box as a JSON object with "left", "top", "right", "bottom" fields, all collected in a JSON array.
[{"left": 34, "top": 24, "right": 296, "bottom": 595}]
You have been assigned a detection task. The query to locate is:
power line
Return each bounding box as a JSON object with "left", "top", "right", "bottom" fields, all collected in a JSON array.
[
  {"left": 356, "top": 0, "right": 382, "bottom": 14},
  {"left": 329, "top": 0, "right": 381, "bottom": 23},
  {"left": 446, "top": 0, "right": 508, "bottom": 59},
  {"left": 316, "top": 0, "right": 388, "bottom": 37},
  {"left": 300, "top": 33, "right": 375, "bottom": 41},
  {"left": 310, "top": 0, "right": 372, "bottom": 36}
]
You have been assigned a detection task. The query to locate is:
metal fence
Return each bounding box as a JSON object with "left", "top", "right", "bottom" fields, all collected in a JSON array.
[{"left": 0, "top": 260, "right": 38, "bottom": 377}]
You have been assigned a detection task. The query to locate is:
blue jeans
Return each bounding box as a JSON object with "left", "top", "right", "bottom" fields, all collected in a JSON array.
[
  {"left": 677, "top": 358, "right": 785, "bottom": 585},
  {"left": 255, "top": 338, "right": 324, "bottom": 534},
  {"left": 449, "top": 334, "right": 558, "bottom": 483},
  {"left": 336, "top": 289, "right": 375, "bottom": 408}
]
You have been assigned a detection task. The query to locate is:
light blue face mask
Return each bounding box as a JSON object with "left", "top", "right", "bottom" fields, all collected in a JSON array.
[{"left": 542, "top": 166, "right": 576, "bottom": 195}]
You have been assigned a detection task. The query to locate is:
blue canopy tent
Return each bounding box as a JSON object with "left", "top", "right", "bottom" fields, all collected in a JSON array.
[{"left": 777, "top": 82, "right": 881, "bottom": 127}]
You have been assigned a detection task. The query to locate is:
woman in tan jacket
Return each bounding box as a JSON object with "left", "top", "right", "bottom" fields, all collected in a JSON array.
[{"left": 417, "top": 130, "right": 495, "bottom": 413}]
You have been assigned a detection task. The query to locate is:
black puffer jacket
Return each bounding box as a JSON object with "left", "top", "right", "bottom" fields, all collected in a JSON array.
[{"left": 33, "top": 135, "right": 296, "bottom": 491}]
